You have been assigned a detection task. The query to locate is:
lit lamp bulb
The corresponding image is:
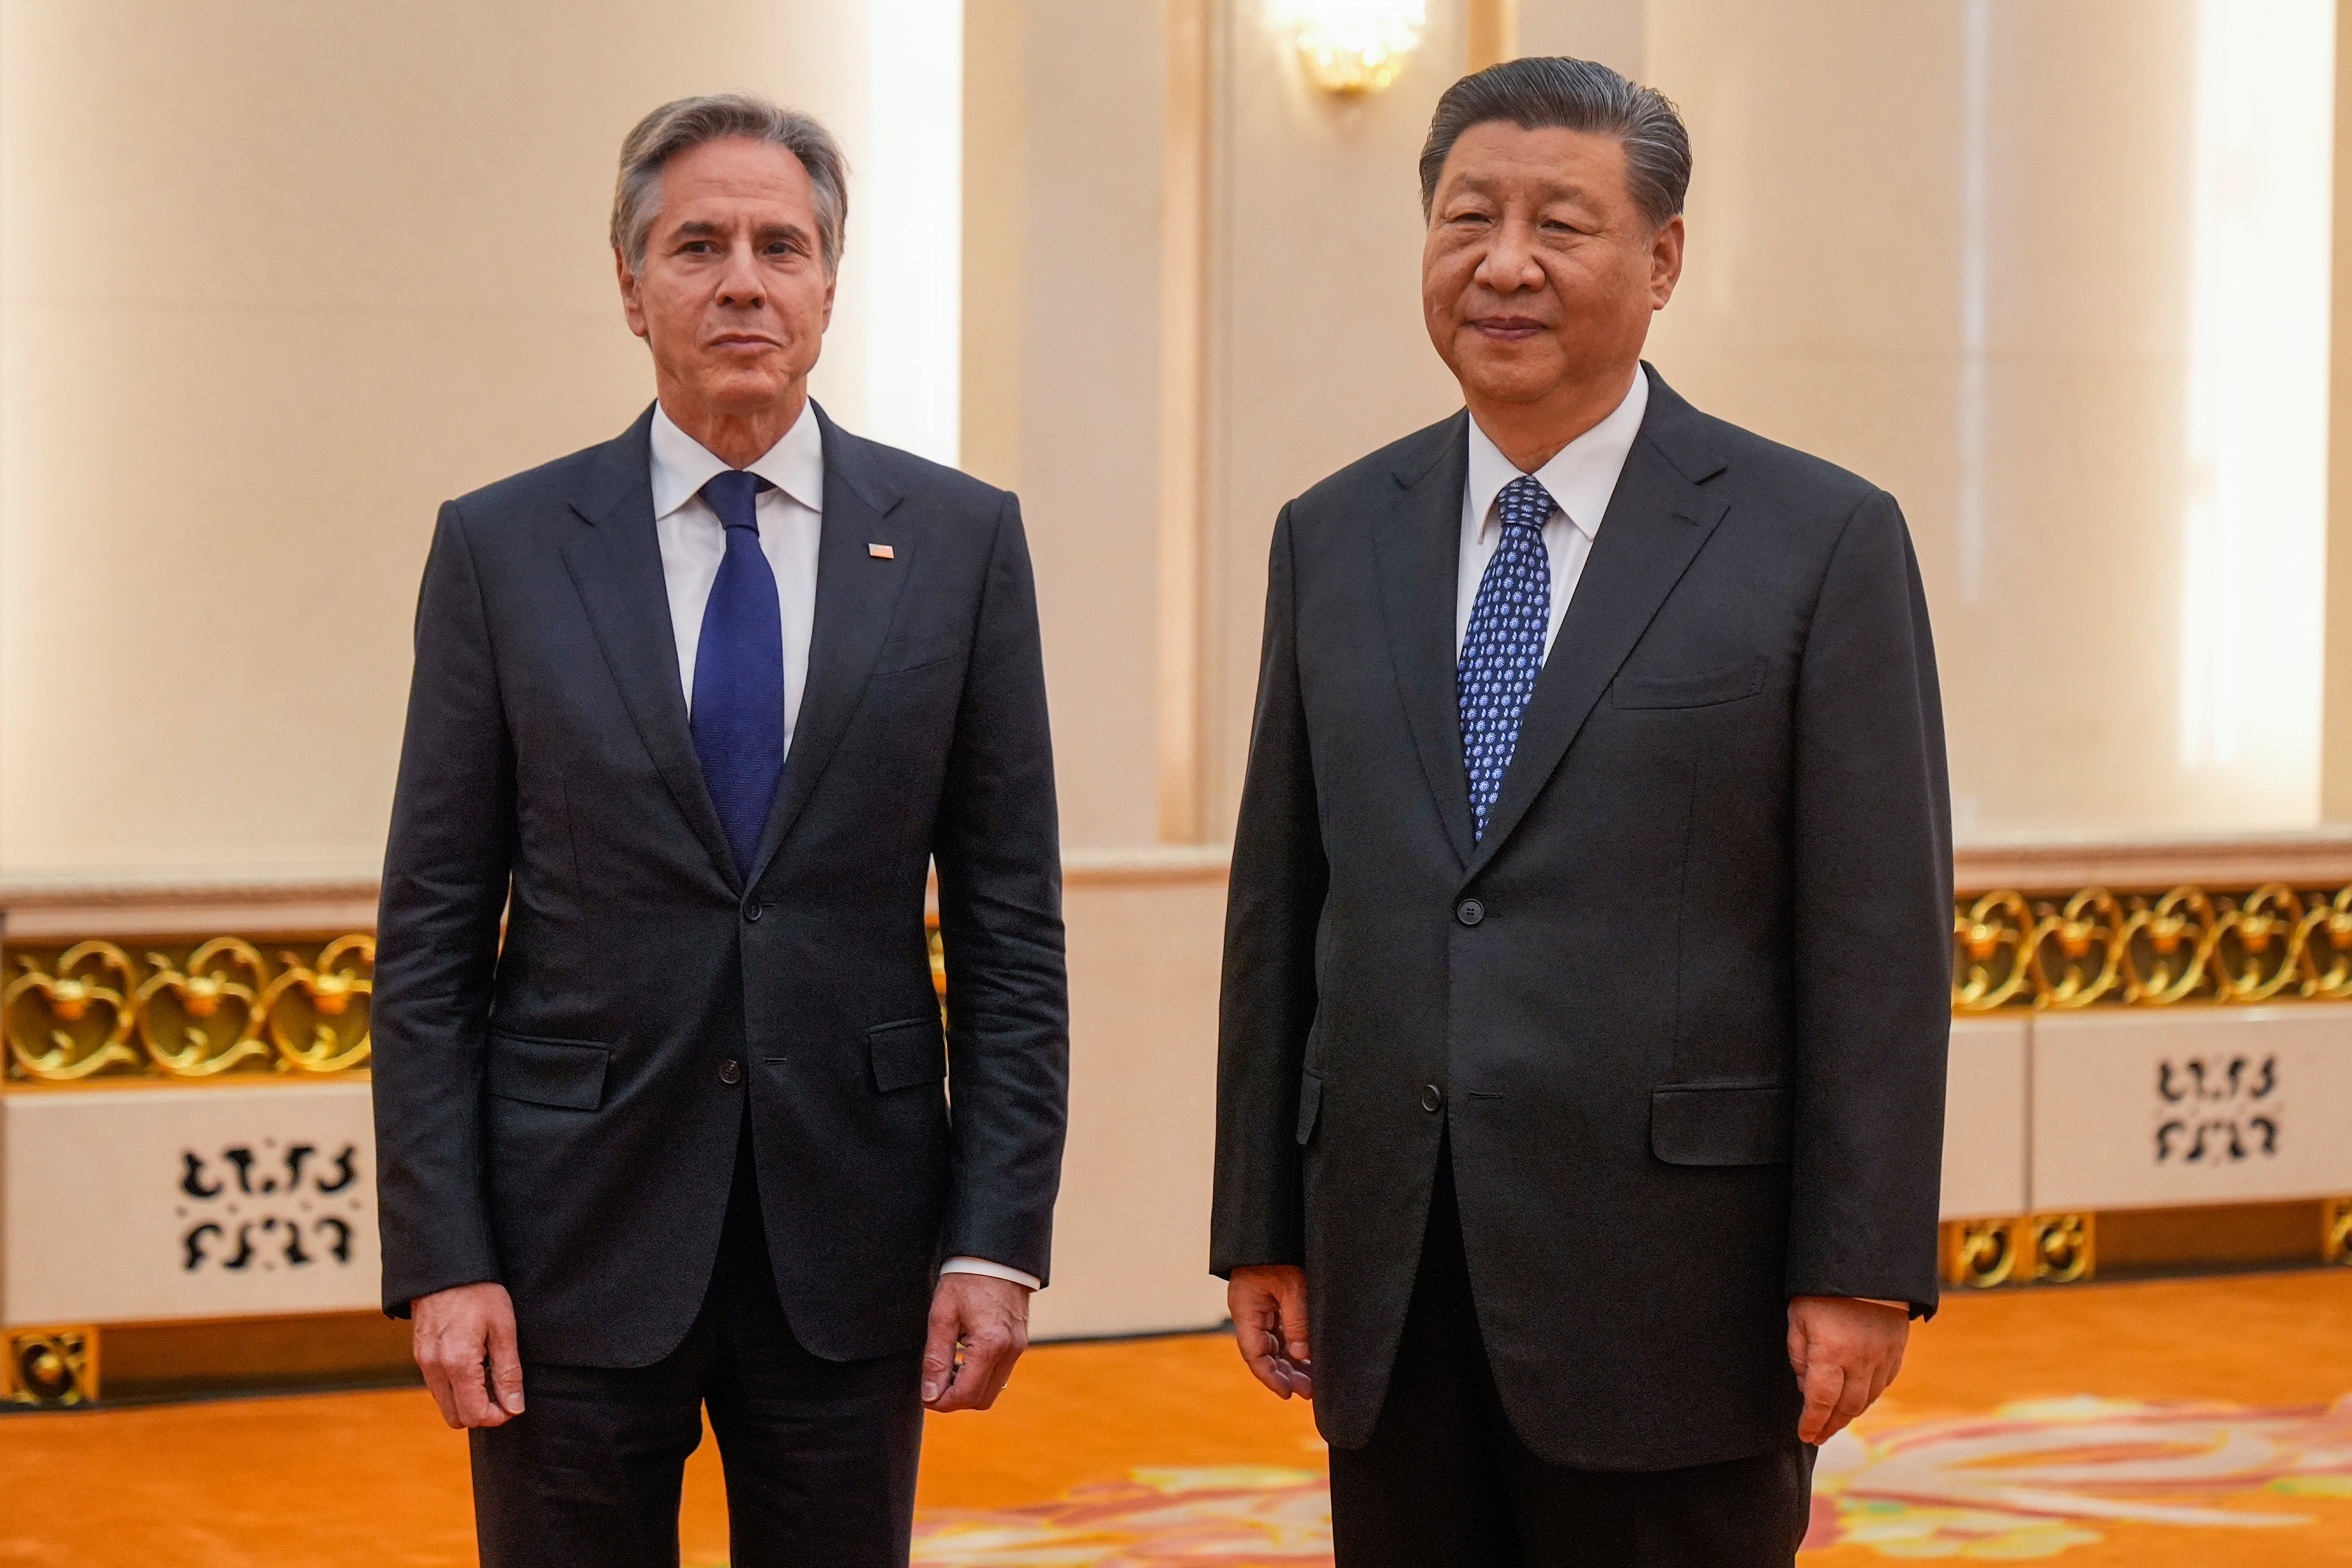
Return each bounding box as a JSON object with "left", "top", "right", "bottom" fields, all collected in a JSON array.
[{"left": 1292, "top": 0, "right": 1426, "bottom": 96}]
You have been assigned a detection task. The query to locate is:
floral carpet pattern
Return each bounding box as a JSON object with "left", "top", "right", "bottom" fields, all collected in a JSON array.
[{"left": 908, "top": 1398, "right": 2352, "bottom": 1566}]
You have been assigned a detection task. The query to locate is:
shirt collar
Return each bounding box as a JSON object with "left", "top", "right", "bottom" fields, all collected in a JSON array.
[
  {"left": 648, "top": 398, "right": 825, "bottom": 521},
  {"left": 1465, "top": 368, "right": 1649, "bottom": 544}
]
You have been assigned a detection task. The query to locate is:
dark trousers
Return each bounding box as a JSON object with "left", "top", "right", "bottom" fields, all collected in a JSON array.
[
  {"left": 470, "top": 1124, "right": 924, "bottom": 1568},
  {"left": 1327, "top": 1154, "right": 1815, "bottom": 1568}
]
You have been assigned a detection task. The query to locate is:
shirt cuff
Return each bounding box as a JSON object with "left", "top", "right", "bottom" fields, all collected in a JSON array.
[{"left": 940, "top": 1256, "right": 1041, "bottom": 1290}]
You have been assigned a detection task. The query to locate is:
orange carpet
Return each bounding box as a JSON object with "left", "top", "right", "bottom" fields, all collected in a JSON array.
[{"left": 0, "top": 1269, "right": 2346, "bottom": 1565}]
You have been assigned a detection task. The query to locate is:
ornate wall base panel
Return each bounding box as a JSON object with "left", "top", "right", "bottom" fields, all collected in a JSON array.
[
  {"left": 2326, "top": 1197, "right": 2352, "bottom": 1265},
  {"left": 1, "top": 1081, "right": 379, "bottom": 1325},
  {"left": 1942, "top": 1018, "right": 2029, "bottom": 1219},
  {"left": 2027, "top": 1005, "right": 2352, "bottom": 1211},
  {"left": 2, "top": 1324, "right": 98, "bottom": 1407}
]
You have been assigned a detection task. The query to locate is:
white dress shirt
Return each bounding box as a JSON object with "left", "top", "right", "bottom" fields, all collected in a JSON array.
[
  {"left": 1456, "top": 368, "right": 1649, "bottom": 658},
  {"left": 647, "top": 401, "right": 1039, "bottom": 1293}
]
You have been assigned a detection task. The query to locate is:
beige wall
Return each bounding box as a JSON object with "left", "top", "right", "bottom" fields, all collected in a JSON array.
[
  {"left": 1200, "top": 2, "right": 1468, "bottom": 832},
  {"left": 0, "top": 0, "right": 872, "bottom": 883},
  {"left": 1645, "top": 0, "right": 2337, "bottom": 839}
]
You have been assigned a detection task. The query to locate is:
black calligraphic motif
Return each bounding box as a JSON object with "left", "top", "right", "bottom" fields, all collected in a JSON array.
[
  {"left": 316, "top": 1146, "right": 358, "bottom": 1194},
  {"left": 223, "top": 1146, "right": 257, "bottom": 1195},
  {"left": 222, "top": 1223, "right": 255, "bottom": 1271},
  {"left": 183, "top": 1223, "right": 222, "bottom": 1270},
  {"left": 181, "top": 1152, "right": 222, "bottom": 1199},
  {"left": 316, "top": 1216, "right": 353, "bottom": 1264}
]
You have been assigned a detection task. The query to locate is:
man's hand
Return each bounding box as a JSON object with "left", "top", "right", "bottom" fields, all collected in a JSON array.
[
  {"left": 922, "top": 1273, "right": 1031, "bottom": 1412},
  {"left": 1229, "top": 1264, "right": 1313, "bottom": 1399},
  {"left": 1787, "top": 1295, "right": 1908, "bottom": 1444},
  {"left": 412, "top": 1281, "right": 524, "bottom": 1430}
]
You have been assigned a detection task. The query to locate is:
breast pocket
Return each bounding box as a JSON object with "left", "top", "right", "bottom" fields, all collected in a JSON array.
[
  {"left": 871, "top": 632, "right": 965, "bottom": 678},
  {"left": 1609, "top": 658, "right": 1766, "bottom": 710}
]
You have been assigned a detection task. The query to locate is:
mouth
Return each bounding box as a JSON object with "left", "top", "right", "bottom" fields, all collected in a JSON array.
[
  {"left": 1469, "top": 315, "right": 1547, "bottom": 343},
  {"left": 708, "top": 334, "right": 781, "bottom": 352}
]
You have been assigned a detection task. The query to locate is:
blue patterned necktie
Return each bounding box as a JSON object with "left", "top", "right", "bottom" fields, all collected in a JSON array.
[
  {"left": 691, "top": 469, "right": 784, "bottom": 880},
  {"left": 1458, "top": 474, "right": 1555, "bottom": 842}
]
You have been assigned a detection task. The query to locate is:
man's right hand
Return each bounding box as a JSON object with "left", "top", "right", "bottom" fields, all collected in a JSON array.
[
  {"left": 1229, "top": 1264, "right": 1314, "bottom": 1399},
  {"left": 412, "top": 1281, "right": 525, "bottom": 1429}
]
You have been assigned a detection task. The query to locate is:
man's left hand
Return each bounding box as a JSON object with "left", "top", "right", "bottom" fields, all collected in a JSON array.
[
  {"left": 922, "top": 1273, "right": 1032, "bottom": 1412},
  {"left": 1787, "top": 1295, "right": 1909, "bottom": 1444}
]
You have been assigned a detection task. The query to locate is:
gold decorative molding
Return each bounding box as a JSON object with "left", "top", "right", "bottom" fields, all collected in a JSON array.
[
  {"left": 2326, "top": 1197, "right": 2352, "bottom": 1266},
  {"left": 1940, "top": 1214, "right": 2096, "bottom": 1290},
  {"left": 1954, "top": 883, "right": 2352, "bottom": 1011},
  {"left": 3, "top": 1325, "right": 98, "bottom": 1407},
  {"left": 3, "top": 934, "right": 372, "bottom": 1084}
]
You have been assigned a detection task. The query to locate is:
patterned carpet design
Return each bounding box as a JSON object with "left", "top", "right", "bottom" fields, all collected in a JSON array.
[
  {"left": 0, "top": 1269, "right": 2346, "bottom": 1566},
  {"left": 902, "top": 1395, "right": 2352, "bottom": 1565}
]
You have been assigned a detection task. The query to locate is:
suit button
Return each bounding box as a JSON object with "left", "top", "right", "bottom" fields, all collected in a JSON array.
[
  {"left": 1455, "top": 898, "right": 1484, "bottom": 926},
  {"left": 742, "top": 899, "right": 763, "bottom": 923},
  {"left": 719, "top": 1059, "right": 742, "bottom": 1085},
  {"left": 1420, "top": 1083, "right": 1444, "bottom": 1113}
]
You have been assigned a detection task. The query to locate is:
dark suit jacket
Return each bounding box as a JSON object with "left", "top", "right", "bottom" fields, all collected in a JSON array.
[
  {"left": 373, "top": 403, "right": 1068, "bottom": 1367},
  {"left": 1212, "top": 366, "right": 1951, "bottom": 1471}
]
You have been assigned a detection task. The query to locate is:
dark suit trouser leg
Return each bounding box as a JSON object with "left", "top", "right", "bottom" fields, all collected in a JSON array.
[
  {"left": 471, "top": 1128, "right": 924, "bottom": 1568},
  {"left": 1326, "top": 1153, "right": 1813, "bottom": 1568}
]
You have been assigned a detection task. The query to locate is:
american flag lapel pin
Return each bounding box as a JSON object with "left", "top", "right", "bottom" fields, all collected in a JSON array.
[{"left": 869, "top": 543, "right": 895, "bottom": 559}]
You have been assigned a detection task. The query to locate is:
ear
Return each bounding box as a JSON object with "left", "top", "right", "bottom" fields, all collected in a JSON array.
[
  {"left": 1648, "top": 214, "right": 1685, "bottom": 311},
  {"left": 821, "top": 266, "right": 838, "bottom": 330},
  {"left": 616, "top": 247, "right": 650, "bottom": 340}
]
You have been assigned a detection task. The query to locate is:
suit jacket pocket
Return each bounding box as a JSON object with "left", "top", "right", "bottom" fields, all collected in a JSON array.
[
  {"left": 486, "top": 1032, "right": 610, "bottom": 1110},
  {"left": 1609, "top": 659, "right": 1766, "bottom": 709},
  {"left": 869, "top": 1015, "right": 947, "bottom": 1092},
  {"left": 1650, "top": 1081, "right": 1792, "bottom": 1166},
  {"left": 1295, "top": 1067, "right": 1324, "bottom": 1146},
  {"left": 872, "top": 632, "right": 964, "bottom": 677}
]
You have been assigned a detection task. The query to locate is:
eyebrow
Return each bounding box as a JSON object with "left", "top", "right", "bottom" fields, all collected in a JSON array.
[
  {"left": 1444, "top": 173, "right": 1597, "bottom": 206},
  {"left": 669, "top": 218, "right": 812, "bottom": 247}
]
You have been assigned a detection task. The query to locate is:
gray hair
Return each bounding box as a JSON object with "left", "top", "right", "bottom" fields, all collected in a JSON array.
[
  {"left": 612, "top": 94, "right": 849, "bottom": 274},
  {"left": 1419, "top": 58, "right": 1691, "bottom": 231}
]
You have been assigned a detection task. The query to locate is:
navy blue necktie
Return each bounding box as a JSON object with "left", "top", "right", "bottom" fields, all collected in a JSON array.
[
  {"left": 1458, "top": 474, "right": 1554, "bottom": 842},
  {"left": 691, "top": 469, "right": 784, "bottom": 880}
]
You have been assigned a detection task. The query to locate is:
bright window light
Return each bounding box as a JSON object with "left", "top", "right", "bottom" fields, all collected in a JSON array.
[
  {"left": 859, "top": 0, "right": 962, "bottom": 465},
  {"left": 2177, "top": 0, "right": 2334, "bottom": 822}
]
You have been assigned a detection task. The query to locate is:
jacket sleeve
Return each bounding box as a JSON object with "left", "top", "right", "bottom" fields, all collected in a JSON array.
[
  {"left": 1785, "top": 488, "right": 1953, "bottom": 1316},
  {"left": 370, "top": 500, "right": 515, "bottom": 1316},
  {"left": 1211, "top": 505, "right": 1329, "bottom": 1276},
  {"left": 932, "top": 492, "right": 1071, "bottom": 1283}
]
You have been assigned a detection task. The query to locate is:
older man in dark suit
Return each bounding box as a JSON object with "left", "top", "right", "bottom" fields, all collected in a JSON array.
[
  {"left": 373, "top": 94, "right": 1067, "bottom": 1568},
  {"left": 1214, "top": 58, "right": 1951, "bottom": 1567}
]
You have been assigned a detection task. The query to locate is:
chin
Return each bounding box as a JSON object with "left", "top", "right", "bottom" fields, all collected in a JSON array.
[{"left": 699, "top": 368, "right": 795, "bottom": 409}]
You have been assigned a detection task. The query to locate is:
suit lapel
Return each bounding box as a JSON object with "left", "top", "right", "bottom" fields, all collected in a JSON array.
[
  {"left": 744, "top": 405, "right": 910, "bottom": 888},
  {"left": 1371, "top": 413, "right": 1477, "bottom": 867},
  {"left": 560, "top": 406, "right": 741, "bottom": 886},
  {"left": 1464, "top": 368, "right": 1729, "bottom": 880}
]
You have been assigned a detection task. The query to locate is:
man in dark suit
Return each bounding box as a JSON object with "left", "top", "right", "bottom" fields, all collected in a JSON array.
[
  {"left": 372, "top": 94, "right": 1067, "bottom": 1568},
  {"left": 1214, "top": 58, "right": 1950, "bottom": 1566}
]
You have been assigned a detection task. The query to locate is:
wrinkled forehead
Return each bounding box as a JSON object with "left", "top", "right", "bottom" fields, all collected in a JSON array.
[{"left": 651, "top": 138, "right": 817, "bottom": 229}]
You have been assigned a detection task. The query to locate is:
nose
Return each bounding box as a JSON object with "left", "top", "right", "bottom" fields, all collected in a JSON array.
[
  {"left": 714, "top": 238, "right": 766, "bottom": 309},
  {"left": 1473, "top": 213, "right": 1545, "bottom": 295}
]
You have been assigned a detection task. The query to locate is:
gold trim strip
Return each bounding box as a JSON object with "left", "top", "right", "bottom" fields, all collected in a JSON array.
[
  {"left": 3, "top": 934, "right": 372, "bottom": 1083},
  {"left": 1954, "top": 883, "right": 2352, "bottom": 1011}
]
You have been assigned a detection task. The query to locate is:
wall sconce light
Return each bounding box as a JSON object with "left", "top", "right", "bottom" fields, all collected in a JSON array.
[{"left": 1290, "top": 0, "right": 1426, "bottom": 96}]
